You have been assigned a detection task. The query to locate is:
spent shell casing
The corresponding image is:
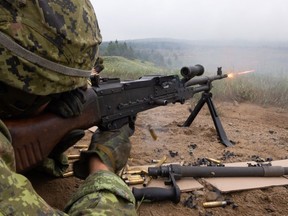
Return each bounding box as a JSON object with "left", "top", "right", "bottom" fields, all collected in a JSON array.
[
  {"left": 148, "top": 124, "right": 157, "bottom": 140},
  {"left": 73, "top": 145, "right": 89, "bottom": 149},
  {"left": 62, "top": 171, "right": 74, "bottom": 178},
  {"left": 79, "top": 148, "right": 88, "bottom": 152},
  {"left": 141, "top": 169, "right": 148, "bottom": 175},
  {"left": 203, "top": 201, "right": 228, "bottom": 208},
  {"left": 151, "top": 159, "right": 161, "bottom": 163},
  {"left": 126, "top": 164, "right": 130, "bottom": 170},
  {"left": 143, "top": 176, "right": 152, "bottom": 187},
  {"left": 206, "top": 157, "right": 222, "bottom": 164},
  {"left": 155, "top": 155, "right": 167, "bottom": 166},
  {"left": 119, "top": 164, "right": 131, "bottom": 177},
  {"left": 125, "top": 179, "right": 144, "bottom": 185},
  {"left": 122, "top": 174, "right": 143, "bottom": 180},
  {"left": 143, "top": 156, "right": 167, "bottom": 187},
  {"left": 123, "top": 169, "right": 143, "bottom": 175},
  {"left": 68, "top": 154, "right": 80, "bottom": 160}
]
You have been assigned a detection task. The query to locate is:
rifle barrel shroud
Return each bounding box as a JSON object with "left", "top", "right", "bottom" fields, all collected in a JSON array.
[
  {"left": 132, "top": 163, "right": 288, "bottom": 204},
  {"left": 148, "top": 164, "right": 288, "bottom": 179},
  {"left": 4, "top": 65, "right": 228, "bottom": 172}
]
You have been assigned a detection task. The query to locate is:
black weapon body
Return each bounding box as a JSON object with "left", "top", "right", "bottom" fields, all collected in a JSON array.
[{"left": 92, "top": 66, "right": 227, "bottom": 131}]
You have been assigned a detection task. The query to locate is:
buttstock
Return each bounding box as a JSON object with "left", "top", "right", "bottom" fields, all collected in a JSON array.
[{"left": 4, "top": 88, "right": 100, "bottom": 172}]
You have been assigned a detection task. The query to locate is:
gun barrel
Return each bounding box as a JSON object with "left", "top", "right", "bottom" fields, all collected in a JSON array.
[
  {"left": 132, "top": 186, "right": 180, "bottom": 203},
  {"left": 148, "top": 164, "right": 288, "bottom": 178},
  {"left": 185, "top": 74, "right": 228, "bottom": 87}
]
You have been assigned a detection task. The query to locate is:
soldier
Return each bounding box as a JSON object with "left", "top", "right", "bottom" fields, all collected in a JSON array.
[{"left": 0, "top": 0, "right": 137, "bottom": 215}]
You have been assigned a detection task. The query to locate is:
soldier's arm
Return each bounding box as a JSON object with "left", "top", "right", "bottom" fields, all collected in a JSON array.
[{"left": 64, "top": 156, "right": 137, "bottom": 216}]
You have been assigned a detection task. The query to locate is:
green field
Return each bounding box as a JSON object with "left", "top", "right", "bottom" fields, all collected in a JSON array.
[
  {"left": 212, "top": 73, "right": 288, "bottom": 108},
  {"left": 100, "top": 56, "right": 175, "bottom": 80}
]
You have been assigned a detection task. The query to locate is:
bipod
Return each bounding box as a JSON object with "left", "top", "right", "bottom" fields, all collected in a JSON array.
[{"left": 182, "top": 91, "right": 233, "bottom": 147}]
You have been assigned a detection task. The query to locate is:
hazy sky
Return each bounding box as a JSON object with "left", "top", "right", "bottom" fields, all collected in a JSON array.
[{"left": 90, "top": 0, "right": 288, "bottom": 42}]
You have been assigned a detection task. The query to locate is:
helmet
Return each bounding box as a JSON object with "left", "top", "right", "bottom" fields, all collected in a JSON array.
[{"left": 0, "top": 0, "right": 102, "bottom": 117}]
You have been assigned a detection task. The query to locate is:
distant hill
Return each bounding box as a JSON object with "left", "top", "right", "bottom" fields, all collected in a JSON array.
[
  {"left": 103, "top": 38, "right": 288, "bottom": 48},
  {"left": 100, "top": 38, "right": 288, "bottom": 76}
]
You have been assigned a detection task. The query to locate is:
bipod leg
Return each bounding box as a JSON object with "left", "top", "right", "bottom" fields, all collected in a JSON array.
[
  {"left": 206, "top": 93, "right": 233, "bottom": 147},
  {"left": 182, "top": 93, "right": 207, "bottom": 127}
]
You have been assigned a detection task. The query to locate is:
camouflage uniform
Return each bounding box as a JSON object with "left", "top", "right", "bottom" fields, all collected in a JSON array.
[
  {"left": 0, "top": 0, "right": 137, "bottom": 215},
  {"left": 0, "top": 120, "right": 136, "bottom": 215},
  {"left": 0, "top": 129, "right": 136, "bottom": 215}
]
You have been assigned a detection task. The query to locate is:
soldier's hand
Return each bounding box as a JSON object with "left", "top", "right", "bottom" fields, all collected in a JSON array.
[
  {"left": 46, "top": 88, "right": 86, "bottom": 118},
  {"left": 38, "top": 129, "right": 85, "bottom": 177},
  {"left": 73, "top": 123, "right": 134, "bottom": 179}
]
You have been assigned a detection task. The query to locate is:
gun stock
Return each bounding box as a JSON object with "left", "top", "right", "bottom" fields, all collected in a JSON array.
[{"left": 5, "top": 89, "right": 101, "bottom": 172}]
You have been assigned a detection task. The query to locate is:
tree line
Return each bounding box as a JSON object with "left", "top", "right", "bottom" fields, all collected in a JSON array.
[{"left": 99, "top": 40, "right": 167, "bottom": 67}]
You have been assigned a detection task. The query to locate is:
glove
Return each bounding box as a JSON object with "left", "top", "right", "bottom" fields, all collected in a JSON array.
[
  {"left": 38, "top": 129, "right": 85, "bottom": 177},
  {"left": 46, "top": 88, "right": 86, "bottom": 118},
  {"left": 39, "top": 154, "right": 69, "bottom": 177},
  {"left": 73, "top": 124, "right": 134, "bottom": 179}
]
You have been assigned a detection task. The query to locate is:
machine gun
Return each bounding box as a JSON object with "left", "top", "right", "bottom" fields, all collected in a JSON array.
[{"left": 4, "top": 64, "right": 232, "bottom": 172}]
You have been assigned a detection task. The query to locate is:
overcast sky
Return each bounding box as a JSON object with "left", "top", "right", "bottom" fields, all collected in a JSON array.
[{"left": 90, "top": 0, "right": 288, "bottom": 42}]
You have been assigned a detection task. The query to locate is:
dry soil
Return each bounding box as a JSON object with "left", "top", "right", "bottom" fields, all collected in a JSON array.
[{"left": 26, "top": 100, "right": 288, "bottom": 216}]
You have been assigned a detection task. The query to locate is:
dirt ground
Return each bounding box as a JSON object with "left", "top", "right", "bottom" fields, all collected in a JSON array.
[{"left": 26, "top": 100, "right": 288, "bottom": 216}]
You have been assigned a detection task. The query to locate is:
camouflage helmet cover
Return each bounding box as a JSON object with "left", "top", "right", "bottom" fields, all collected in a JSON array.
[{"left": 0, "top": 0, "right": 102, "bottom": 95}]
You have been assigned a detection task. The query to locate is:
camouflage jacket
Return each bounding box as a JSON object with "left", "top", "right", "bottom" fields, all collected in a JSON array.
[{"left": 0, "top": 120, "right": 137, "bottom": 215}]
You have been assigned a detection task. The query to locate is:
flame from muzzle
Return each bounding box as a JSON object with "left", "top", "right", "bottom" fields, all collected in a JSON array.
[{"left": 228, "top": 70, "right": 255, "bottom": 78}]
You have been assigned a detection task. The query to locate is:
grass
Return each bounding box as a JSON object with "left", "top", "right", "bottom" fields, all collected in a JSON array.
[
  {"left": 101, "top": 56, "right": 288, "bottom": 109},
  {"left": 100, "top": 56, "right": 175, "bottom": 80},
  {"left": 212, "top": 73, "right": 288, "bottom": 108}
]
